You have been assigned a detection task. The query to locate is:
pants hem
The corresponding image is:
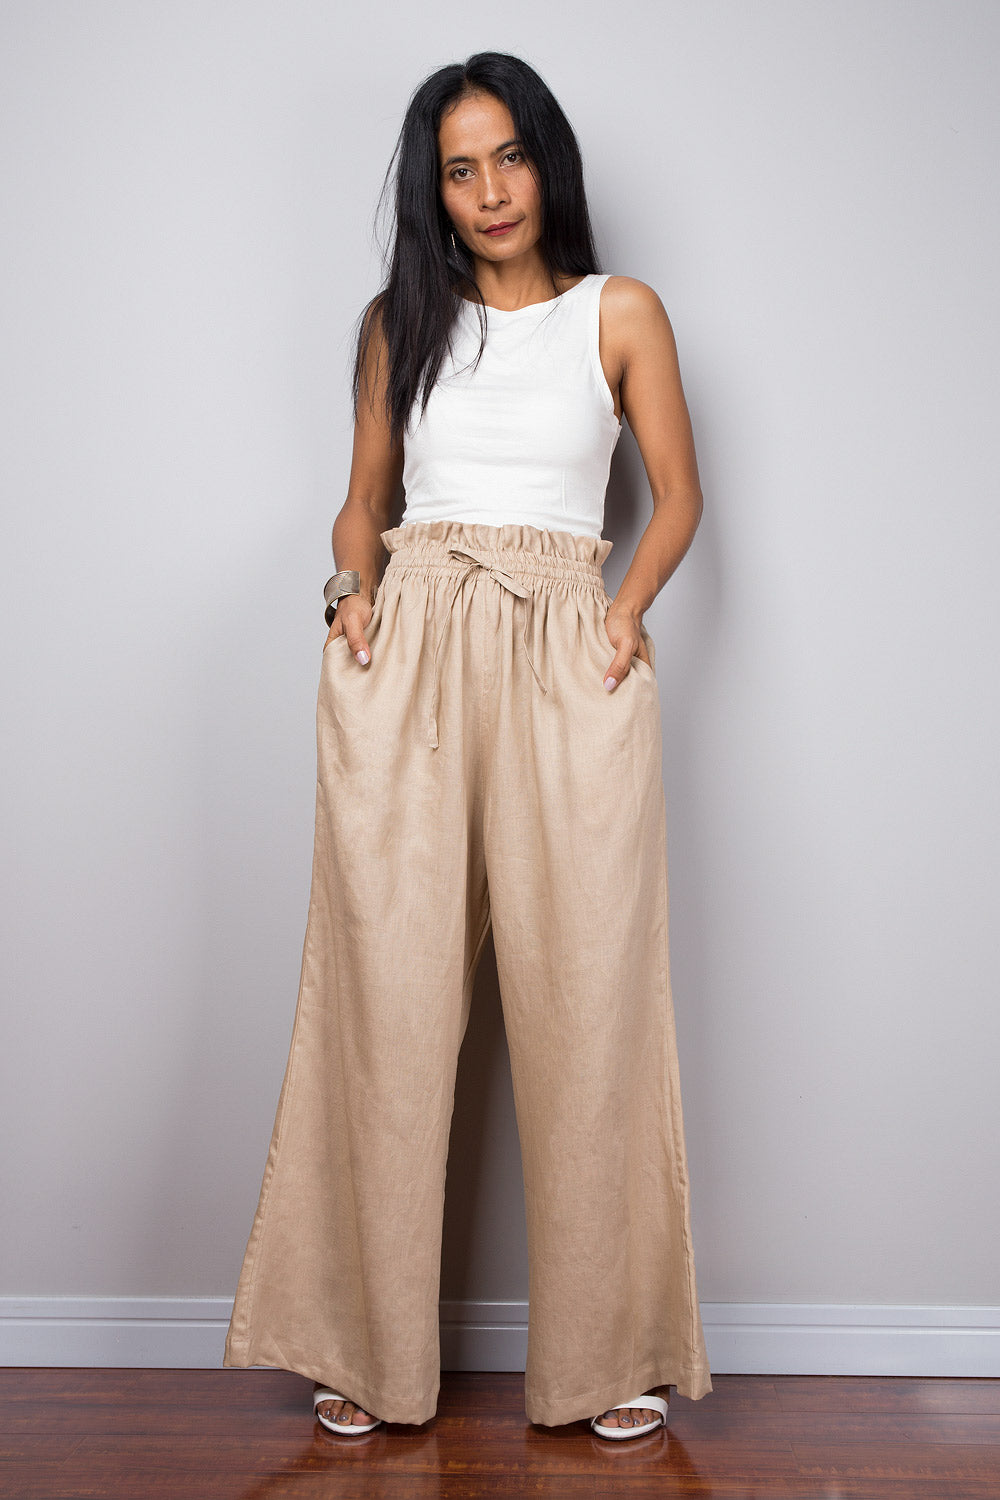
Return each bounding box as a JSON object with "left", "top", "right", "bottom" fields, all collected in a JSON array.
[
  {"left": 525, "top": 1362, "right": 714, "bottom": 1428},
  {"left": 222, "top": 1342, "right": 438, "bottom": 1427}
]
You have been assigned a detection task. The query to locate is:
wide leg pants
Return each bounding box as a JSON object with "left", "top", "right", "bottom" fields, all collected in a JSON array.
[{"left": 223, "top": 518, "right": 713, "bottom": 1426}]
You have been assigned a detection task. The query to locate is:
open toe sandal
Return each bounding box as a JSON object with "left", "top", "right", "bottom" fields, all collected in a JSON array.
[
  {"left": 313, "top": 1387, "right": 384, "bottom": 1435},
  {"left": 590, "top": 1391, "right": 669, "bottom": 1440}
]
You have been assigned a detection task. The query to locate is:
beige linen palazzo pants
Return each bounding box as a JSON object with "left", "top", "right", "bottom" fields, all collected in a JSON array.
[{"left": 223, "top": 518, "right": 713, "bottom": 1426}]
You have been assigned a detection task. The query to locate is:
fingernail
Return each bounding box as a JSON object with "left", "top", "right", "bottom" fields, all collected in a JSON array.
[
  {"left": 357, "top": 649, "right": 370, "bottom": 665},
  {"left": 604, "top": 675, "right": 617, "bottom": 691}
]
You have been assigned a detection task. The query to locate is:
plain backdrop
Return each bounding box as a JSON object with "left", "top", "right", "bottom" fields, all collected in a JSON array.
[{"left": 1, "top": 0, "right": 997, "bottom": 1363}]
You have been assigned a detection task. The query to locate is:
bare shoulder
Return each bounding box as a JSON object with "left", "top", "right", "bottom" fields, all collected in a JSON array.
[
  {"left": 356, "top": 292, "right": 391, "bottom": 405},
  {"left": 601, "top": 274, "right": 672, "bottom": 326},
  {"left": 600, "top": 276, "right": 678, "bottom": 374},
  {"left": 360, "top": 289, "right": 390, "bottom": 351}
]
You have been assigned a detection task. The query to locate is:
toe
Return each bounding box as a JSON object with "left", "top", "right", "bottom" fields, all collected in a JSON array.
[
  {"left": 599, "top": 1406, "right": 635, "bottom": 1426},
  {"left": 597, "top": 1402, "right": 660, "bottom": 1428},
  {"left": 317, "top": 1397, "right": 378, "bottom": 1427}
]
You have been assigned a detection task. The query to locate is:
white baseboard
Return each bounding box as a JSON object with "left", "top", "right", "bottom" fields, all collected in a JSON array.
[{"left": 1, "top": 1298, "right": 997, "bottom": 1376}]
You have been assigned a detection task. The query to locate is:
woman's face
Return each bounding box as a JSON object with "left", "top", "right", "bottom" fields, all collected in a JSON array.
[{"left": 437, "top": 90, "right": 542, "bottom": 266}]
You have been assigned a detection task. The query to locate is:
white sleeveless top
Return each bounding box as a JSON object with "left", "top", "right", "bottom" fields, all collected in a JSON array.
[{"left": 400, "top": 272, "right": 622, "bottom": 539}]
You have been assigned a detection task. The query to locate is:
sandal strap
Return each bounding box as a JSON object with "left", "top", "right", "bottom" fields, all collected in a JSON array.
[
  {"left": 313, "top": 1388, "right": 350, "bottom": 1409},
  {"left": 601, "top": 1393, "right": 669, "bottom": 1419}
]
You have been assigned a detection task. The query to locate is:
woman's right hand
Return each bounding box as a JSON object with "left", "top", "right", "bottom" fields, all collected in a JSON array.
[{"left": 324, "top": 593, "right": 375, "bottom": 665}]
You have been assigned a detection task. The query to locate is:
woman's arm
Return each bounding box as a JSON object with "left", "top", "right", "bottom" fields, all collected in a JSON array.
[
  {"left": 599, "top": 275, "right": 704, "bottom": 683},
  {"left": 327, "top": 301, "right": 404, "bottom": 660}
]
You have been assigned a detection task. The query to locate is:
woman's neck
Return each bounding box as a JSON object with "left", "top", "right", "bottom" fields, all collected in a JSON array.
[{"left": 456, "top": 265, "right": 584, "bottom": 312}]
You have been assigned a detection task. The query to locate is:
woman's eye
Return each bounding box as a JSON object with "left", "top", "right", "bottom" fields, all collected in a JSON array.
[{"left": 449, "top": 151, "right": 522, "bottom": 182}]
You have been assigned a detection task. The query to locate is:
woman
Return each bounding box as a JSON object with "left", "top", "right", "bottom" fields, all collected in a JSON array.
[{"left": 223, "top": 50, "right": 713, "bottom": 1441}]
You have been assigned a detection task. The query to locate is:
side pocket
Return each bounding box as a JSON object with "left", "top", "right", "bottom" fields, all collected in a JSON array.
[
  {"left": 599, "top": 591, "right": 657, "bottom": 680},
  {"left": 634, "top": 619, "right": 657, "bottom": 679},
  {"left": 366, "top": 574, "right": 389, "bottom": 641},
  {"left": 322, "top": 578, "right": 387, "bottom": 664}
]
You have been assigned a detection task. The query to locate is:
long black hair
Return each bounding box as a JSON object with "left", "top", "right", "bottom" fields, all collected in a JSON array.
[{"left": 352, "top": 51, "right": 601, "bottom": 445}]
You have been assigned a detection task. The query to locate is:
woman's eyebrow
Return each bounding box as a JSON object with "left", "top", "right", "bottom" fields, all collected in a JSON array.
[{"left": 441, "top": 138, "right": 520, "bottom": 169}]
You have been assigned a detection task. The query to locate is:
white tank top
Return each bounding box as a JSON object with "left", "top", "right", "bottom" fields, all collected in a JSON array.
[{"left": 400, "top": 272, "right": 622, "bottom": 539}]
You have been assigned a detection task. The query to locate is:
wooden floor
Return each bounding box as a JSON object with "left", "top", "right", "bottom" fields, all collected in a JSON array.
[{"left": 1, "top": 1370, "right": 999, "bottom": 1498}]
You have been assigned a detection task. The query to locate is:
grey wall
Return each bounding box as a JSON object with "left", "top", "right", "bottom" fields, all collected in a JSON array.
[{"left": 2, "top": 0, "right": 998, "bottom": 1364}]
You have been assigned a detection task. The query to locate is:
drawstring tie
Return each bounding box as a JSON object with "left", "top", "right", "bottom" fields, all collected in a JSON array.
[{"left": 426, "top": 544, "right": 548, "bottom": 749}]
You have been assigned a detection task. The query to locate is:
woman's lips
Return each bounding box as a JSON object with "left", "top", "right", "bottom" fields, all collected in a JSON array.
[{"left": 483, "top": 221, "right": 518, "bottom": 236}]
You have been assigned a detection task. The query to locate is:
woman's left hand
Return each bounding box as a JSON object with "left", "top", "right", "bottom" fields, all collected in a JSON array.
[{"left": 601, "top": 602, "right": 651, "bottom": 690}]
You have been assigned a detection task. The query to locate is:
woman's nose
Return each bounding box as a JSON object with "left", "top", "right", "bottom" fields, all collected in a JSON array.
[{"left": 480, "top": 172, "right": 508, "bottom": 209}]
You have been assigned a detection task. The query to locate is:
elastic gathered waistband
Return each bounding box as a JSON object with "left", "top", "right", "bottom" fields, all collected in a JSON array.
[
  {"left": 377, "top": 519, "right": 615, "bottom": 750},
  {"left": 380, "top": 519, "right": 614, "bottom": 589}
]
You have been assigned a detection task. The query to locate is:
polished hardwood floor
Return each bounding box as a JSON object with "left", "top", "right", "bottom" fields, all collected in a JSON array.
[{"left": 1, "top": 1370, "right": 999, "bottom": 1498}]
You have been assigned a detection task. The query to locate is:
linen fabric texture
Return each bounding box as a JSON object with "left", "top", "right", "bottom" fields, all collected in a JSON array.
[{"left": 223, "top": 519, "right": 714, "bottom": 1426}]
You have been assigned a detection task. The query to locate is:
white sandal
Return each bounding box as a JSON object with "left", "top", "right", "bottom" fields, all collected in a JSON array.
[
  {"left": 590, "top": 1391, "right": 669, "bottom": 1440},
  {"left": 313, "top": 1387, "right": 384, "bottom": 1435}
]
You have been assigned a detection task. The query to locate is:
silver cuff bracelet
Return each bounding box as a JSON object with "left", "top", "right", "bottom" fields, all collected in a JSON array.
[{"left": 324, "top": 570, "right": 361, "bottom": 626}]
